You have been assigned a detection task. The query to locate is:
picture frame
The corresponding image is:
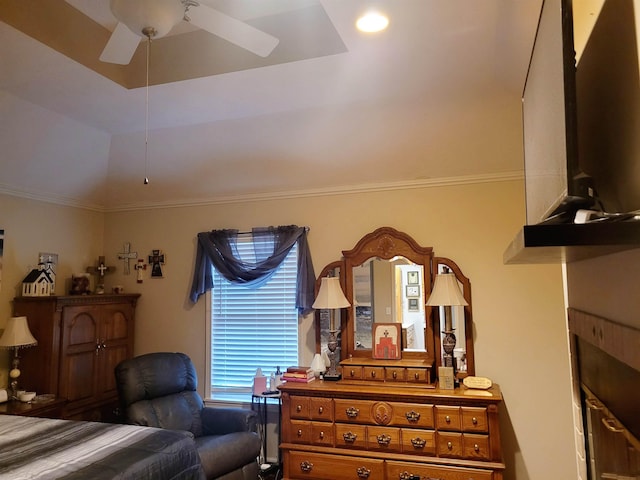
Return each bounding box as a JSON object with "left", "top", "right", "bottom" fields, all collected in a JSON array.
[
  {"left": 408, "top": 298, "right": 419, "bottom": 312},
  {"left": 372, "top": 323, "right": 402, "bottom": 360},
  {"left": 406, "top": 285, "right": 420, "bottom": 297},
  {"left": 407, "top": 270, "right": 419, "bottom": 285}
]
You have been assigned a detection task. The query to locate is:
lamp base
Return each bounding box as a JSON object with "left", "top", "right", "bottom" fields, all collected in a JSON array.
[{"left": 322, "top": 372, "right": 342, "bottom": 381}]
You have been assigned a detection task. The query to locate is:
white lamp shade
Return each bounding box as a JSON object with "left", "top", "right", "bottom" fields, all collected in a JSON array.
[
  {"left": 0, "top": 316, "right": 37, "bottom": 348},
  {"left": 110, "top": 0, "right": 184, "bottom": 38},
  {"left": 312, "top": 277, "right": 351, "bottom": 309},
  {"left": 425, "top": 273, "right": 468, "bottom": 307}
]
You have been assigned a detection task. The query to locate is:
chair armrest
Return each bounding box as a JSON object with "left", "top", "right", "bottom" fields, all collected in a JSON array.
[{"left": 201, "top": 406, "right": 258, "bottom": 435}]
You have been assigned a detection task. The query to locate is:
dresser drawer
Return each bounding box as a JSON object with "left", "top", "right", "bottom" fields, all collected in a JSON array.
[
  {"left": 385, "top": 366, "right": 406, "bottom": 382},
  {"left": 386, "top": 460, "right": 495, "bottom": 480},
  {"left": 311, "top": 422, "right": 334, "bottom": 446},
  {"left": 363, "top": 365, "right": 385, "bottom": 381},
  {"left": 437, "top": 431, "right": 463, "bottom": 458},
  {"left": 389, "top": 403, "right": 434, "bottom": 428},
  {"left": 289, "top": 420, "right": 312, "bottom": 444},
  {"left": 335, "top": 423, "right": 367, "bottom": 449},
  {"left": 310, "top": 397, "right": 334, "bottom": 421},
  {"left": 367, "top": 426, "right": 401, "bottom": 452},
  {"left": 334, "top": 399, "right": 374, "bottom": 423},
  {"left": 343, "top": 365, "right": 364, "bottom": 380},
  {"left": 463, "top": 433, "right": 491, "bottom": 461},
  {"left": 287, "top": 451, "right": 384, "bottom": 480},
  {"left": 290, "top": 395, "right": 311, "bottom": 419},
  {"left": 400, "top": 428, "right": 436, "bottom": 456},
  {"left": 435, "top": 405, "right": 461, "bottom": 431},
  {"left": 405, "top": 367, "right": 430, "bottom": 384},
  {"left": 462, "top": 406, "right": 488, "bottom": 433}
]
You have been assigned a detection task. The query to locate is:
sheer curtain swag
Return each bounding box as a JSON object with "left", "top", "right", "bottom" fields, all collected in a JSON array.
[{"left": 189, "top": 225, "right": 315, "bottom": 314}]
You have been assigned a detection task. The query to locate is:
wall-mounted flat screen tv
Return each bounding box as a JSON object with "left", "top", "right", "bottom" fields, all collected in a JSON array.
[{"left": 523, "top": 0, "right": 640, "bottom": 225}]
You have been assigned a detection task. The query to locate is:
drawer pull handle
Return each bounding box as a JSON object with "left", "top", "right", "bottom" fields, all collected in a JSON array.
[
  {"left": 346, "top": 407, "right": 360, "bottom": 418},
  {"left": 411, "top": 437, "right": 426, "bottom": 448},
  {"left": 472, "top": 416, "right": 478, "bottom": 425},
  {"left": 586, "top": 398, "right": 603, "bottom": 410},
  {"left": 371, "top": 371, "right": 376, "bottom": 378},
  {"left": 343, "top": 431, "right": 357, "bottom": 443},
  {"left": 356, "top": 467, "right": 371, "bottom": 479},
  {"left": 297, "top": 429, "right": 303, "bottom": 437},
  {"left": 414, "top": 372, "right": 419, "bottom": 380},
  {"left": 445, "top": 415, "right": 451, "bottom": 423},
  {"left": 405, "top": 410, "right": 421, "bottom": 422},
  {"left": 296, "top": 405, "right": 302, "bottom": 413},
  {"left": 299, "top": 461, "right": 313, "bottom": 473},
  {"left": 392, "top": 371, "right": 398, "bottom": 379},
  {"left": 474, "top": 443, "right": 480, "bottom": 452},
  {"left": 399, "top": 472, "right": 422, "bottom": 480},
  {"left": 319, "top": 431, "right": 324, "bottom": 439},
  {"left": 601, "top": 417, "right": 624, "bottom": 433},
  {"left": 376, "top": 434, "right": 392, "bottom": 446},
  {"left": 447, "top": 441, "right": 453, "bottom": 450},
  {"left": 318, "top": 406, "right": 323, "bottom": 414},
  {"left": 350, "top": 369, "right": 356, "bottom": 377}
]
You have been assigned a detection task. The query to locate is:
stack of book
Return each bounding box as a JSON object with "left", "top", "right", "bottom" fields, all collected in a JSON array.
[{"left": 282, "top": 366, "right": 315, "bottom": 383}]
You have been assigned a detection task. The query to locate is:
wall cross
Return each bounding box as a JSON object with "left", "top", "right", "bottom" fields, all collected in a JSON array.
[{"left": 117, "top": 242, "right": 138, "bottom": 275}]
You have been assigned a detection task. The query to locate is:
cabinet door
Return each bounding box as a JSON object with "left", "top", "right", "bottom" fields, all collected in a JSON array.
[
  {"left": 97, "top": 303, "right": 134, "bottom": 399},
  {"left": 59, "top": 306, "right": 100, "bottom": 404}
]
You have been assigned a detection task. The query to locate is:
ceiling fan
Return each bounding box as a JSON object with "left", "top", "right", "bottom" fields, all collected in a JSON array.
[{"left": 67, "top": 0, "right": 280, "bottom": 65}]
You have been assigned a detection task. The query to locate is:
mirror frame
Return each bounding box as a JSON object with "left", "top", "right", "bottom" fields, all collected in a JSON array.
[{"left": 314, "top": 227, "right": 475, "bottom": 378}]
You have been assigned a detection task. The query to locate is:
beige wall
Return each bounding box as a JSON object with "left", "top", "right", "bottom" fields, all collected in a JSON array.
[{"left": 96, "top": 178, "right": 575, "bottom": 480}]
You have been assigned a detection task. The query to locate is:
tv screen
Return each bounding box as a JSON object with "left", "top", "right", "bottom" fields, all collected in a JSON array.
[{"left": 522, "top": 0, "right": 640, "bottom": 225}]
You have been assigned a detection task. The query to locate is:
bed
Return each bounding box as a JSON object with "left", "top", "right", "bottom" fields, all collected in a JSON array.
[{"left": 0, "top": 414, "right": 205, "bottom": 479}]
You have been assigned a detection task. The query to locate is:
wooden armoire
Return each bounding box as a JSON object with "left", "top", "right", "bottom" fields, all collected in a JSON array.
[{"left": 12, "top": 294, "right": 139, "bottom": 421}]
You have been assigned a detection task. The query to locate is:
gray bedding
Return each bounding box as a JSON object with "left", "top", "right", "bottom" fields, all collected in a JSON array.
[{"left": 0, "top": 414, "right": 205, "bottom": 479}]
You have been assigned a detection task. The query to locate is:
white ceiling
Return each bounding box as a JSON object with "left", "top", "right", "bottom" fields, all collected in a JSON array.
[{"left": 0, "top": 0, "right": 543, "bottom": 211}]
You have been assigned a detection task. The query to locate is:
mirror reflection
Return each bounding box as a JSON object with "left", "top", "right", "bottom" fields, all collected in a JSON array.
[{"left": 352, "top": 257, "right": 426, "bottom": 353}]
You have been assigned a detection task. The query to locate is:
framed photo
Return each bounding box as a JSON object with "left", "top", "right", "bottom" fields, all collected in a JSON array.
[
  {"left": 408, "top": 298, "right": 419, "bottom": 311},
  {"left": 372, "top": 323, "right": 402, "bottom": 360},
  {"left": 406, "top": 285, "right": 420, "bottom": 297},
  {"left": 407, "top": 270, "right": 419, "bottom": 285}
]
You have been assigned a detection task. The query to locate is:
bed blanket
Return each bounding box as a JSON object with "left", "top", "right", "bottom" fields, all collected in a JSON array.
[{"left": 0, "top": 414, "right": 205, "bottom": 479}]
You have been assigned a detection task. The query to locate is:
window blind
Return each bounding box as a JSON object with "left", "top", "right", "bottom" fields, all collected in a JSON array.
[{"left": 210, "top": 240, "right": 299, "bottom": 399}]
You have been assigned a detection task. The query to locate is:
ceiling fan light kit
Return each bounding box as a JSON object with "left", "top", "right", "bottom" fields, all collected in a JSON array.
[{"left": 110, "top": 0, "right": 185, "bottom": 39}]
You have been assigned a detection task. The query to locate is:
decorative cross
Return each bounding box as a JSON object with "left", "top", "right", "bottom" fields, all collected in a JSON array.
[
  {"left": 117, "top": 242, "right": 138, "bottom": 275},
  {"left": 134, "top": 258, "right": 147, "bottom": 283},
  {"left": 148, "top": 249, "right": 165, "bottom": 278},
  {"left": 86, "top": 256, "right": 114, "bottom": 279}
]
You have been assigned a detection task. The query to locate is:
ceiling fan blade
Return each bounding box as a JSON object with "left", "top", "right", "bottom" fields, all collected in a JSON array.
[
  {"left": 99, "top": 22, "right": 141, "bottom": 65},
  {"left": 188, "top": 5, "right": 279, "bottom": 58}
]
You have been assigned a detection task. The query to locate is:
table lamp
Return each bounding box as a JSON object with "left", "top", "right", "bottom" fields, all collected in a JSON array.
[
  {"left": 313, "top": 277, "right": 350, "bottom": 381},
  {"left": 0, "top": 316, "right": 38, "bottom": 400},
  {"left": 426, "top": 268, "right": 468, "bottom": 380}
]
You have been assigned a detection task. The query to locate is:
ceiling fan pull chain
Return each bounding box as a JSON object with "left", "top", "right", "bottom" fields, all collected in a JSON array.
[{"left": 143, "top": 34, "right": 151, "bottom": 185}]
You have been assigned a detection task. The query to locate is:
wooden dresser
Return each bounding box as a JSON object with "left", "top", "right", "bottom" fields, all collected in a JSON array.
[
  {"left": 279, "top": 380, "right": 504, "bottom": 480},
  {"left": 12, "top": 294, "right": 140, "bottom": 421}
]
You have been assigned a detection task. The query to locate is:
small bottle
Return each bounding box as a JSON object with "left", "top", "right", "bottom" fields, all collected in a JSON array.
[
  {"left": 269, "top": 372, "right": 276, "bottom": 391},
  {"left": 275, "top": 366, "right": 282, "bottom": 387}
]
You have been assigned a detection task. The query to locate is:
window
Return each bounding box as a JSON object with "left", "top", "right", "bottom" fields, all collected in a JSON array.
[{"left": 208, "top": 240, "right": 299, "bottom": 401}]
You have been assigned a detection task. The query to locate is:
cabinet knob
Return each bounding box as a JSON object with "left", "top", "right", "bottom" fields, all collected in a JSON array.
[
  {"left": 445, "top": 415, "right": 451, "bottom": 423},
  {"left": 472, "top": 416, "right": 478, "bottom": 425},
  {"left": 370, "top": 371, "right": 376, "bottom": 378},
  {"left": 392, "top": 371, "right": 398, "bottom": 379},
  {"left": 474, "top": 443, "right": 480, "bottom": 452},
  {"left": 319, "top": 431, "right": 324, "bottom": 440},
  {"left": 356, "top": 467, "right": 371, "bottom": 479},
  {"left": 299, "top": 461, "right": 313, "bottom": 472},
  {"left": 350, "top": 369, "right": 356, "bottom": 377},
  {"left": 318, "top": 406, "right": 323, "bottom": 414},
  {"left": 297, "top": 429, "right": 303, "bottom": 437},
  {"left": 296, "top": 405, "right": 302, "bottom": 412},
  {"left": 447, "top": 441, "right": 453, "bottom": 450},
  {"left": 414, "top": 372, "right": 419, "bottom": 380}
]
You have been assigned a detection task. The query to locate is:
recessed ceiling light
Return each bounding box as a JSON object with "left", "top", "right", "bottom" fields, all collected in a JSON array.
[{"left": 356, "top": 11, "right": 389, "bottom": 33}]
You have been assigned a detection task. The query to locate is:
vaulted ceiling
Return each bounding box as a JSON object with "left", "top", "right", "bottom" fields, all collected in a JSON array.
[{"left": 0, "top": 0, "right": 544, "bottom": 211}]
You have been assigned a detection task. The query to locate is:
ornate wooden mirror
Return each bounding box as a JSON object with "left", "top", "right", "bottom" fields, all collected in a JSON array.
[{"left": 315, "top": 227, "right": 475, "bottom": 383}]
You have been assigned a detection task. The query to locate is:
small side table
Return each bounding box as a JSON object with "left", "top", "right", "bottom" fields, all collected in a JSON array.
[
  {"left": 0, "top": 397, "right": 66, "bottom": 418},
  {"left": 251, "top": 392, "right": 282, "bottom": 477}
]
